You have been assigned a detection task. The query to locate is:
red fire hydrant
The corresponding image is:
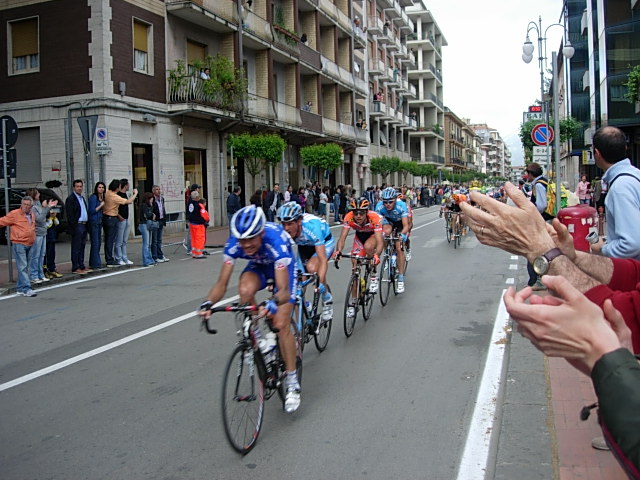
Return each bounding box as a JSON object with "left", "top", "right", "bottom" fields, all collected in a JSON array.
[{"left": 557, "top": 205, "right": 598, "bottom": 252}]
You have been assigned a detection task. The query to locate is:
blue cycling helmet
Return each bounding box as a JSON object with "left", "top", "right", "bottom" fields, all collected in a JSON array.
[
  {"left": 230, "top": 205, "right": 266, "bottom": 239},
  {"left": 277, "top": 201, "right": 303, "bottom": 222},
  {"left": 380, "top": 187, "right": 399, "bottom": 201}
]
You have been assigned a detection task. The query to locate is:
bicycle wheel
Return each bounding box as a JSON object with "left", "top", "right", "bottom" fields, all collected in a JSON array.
[
  {"left": 446, "top": 219, "right": 451, "bottom": 243},
  {"left": 221, "top": 344, "right": 265, "bottom": 455},
  {"left": 361, "top": 268, "right": 375, "bottom": 321},
  {"left": 314, "top": 290, "right": 333, "bottom": 351},
  {"left": 343, "top": 275, "right": 359, "bottom": 337},
  {"left": 391, "top": 263, "right": 398, "bottom": 295},
  {"left": 379, "top": 255, "right": 392, "bottom": 306}
]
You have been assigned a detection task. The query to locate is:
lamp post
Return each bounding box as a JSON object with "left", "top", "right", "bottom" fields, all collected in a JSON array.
[{"left": 521, "top": 16, "right": 574, "bottom": 213}]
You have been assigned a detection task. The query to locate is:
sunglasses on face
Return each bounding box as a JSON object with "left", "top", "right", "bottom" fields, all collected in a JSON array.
[
  {"left": 353, "top": 210, "right": 367, "bottom": 216},
  {"left": 383, "top": 200, "right": 395, "bottom": 204}
]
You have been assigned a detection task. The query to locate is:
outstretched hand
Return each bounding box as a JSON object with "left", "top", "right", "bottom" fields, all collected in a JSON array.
[
  {"left": 503, "top": 275, "right": 622, "bottom": 376},
  {"left": 460, "top": 182, "right": 555, "bottom": 261}
]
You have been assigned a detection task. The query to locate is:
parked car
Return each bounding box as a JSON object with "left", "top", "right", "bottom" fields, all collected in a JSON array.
[{"left": 0, "top": 188, "right": 66, "bottom": 244}]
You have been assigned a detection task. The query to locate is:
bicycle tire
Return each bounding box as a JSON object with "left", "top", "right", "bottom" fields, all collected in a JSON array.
[
  {"left": 379, "top": 255, "right": 392, "bottom": 306},
  {"left": 392, "top": 263, "right": 398, "bottom": 295},
  {"left": 343, "top": 275, "right": 358, "bottom": 337},
  {"left": 446, "top": 220, "right": 451, "bottom": 243},
  {"left": 221, "top": 344, "right": 265, "bottom": 455},
  {"left": 314, "top": 289, "right": 333, "bottom": 351},
  {"left": 361, "top": 267, "right": 375, "bottom": 321}
]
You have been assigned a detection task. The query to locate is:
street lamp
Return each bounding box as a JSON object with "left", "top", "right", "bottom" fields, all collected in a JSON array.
[{"left": 521, "top": 16, "right": 574, "bottom": 213}]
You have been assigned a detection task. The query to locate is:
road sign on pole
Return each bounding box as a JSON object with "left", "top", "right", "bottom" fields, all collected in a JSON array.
[{"left": 531, "top": 123, "right": 554, "bottom": 146}]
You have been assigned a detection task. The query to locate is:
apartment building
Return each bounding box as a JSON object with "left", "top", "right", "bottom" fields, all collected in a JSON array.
[
  {"left": 564, "top": 0, "right": 640, "bottom": 181},
  {"left": 470, "top": 124, "right": 512, "bottom": 179},
  {"left": 406, "top": 2, "right": 446, "bottom": 170}
]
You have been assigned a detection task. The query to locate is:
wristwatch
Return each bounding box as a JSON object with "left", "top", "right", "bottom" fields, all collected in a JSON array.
[{"left": 532, "top": 248, "right": 564, "bottom": 276}]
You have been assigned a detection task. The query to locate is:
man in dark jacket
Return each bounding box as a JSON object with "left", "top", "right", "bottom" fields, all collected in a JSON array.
[
  {"left": 65, "top": 179, "right": 90, "bottom": 274},
  {"left": 151, "top": 184, "right": 168, "bottom": 263},
  {"left": 226, "top": 186, "right": 242, "bottom": 224},
  {"left": 264, "top": 184, "right": 283, "bottom": 222}
]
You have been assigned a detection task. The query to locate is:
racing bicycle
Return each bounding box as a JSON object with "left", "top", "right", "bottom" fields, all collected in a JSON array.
[
  {"left": 379, "top": 231, "right": 406, "bottom": 305},
  {"left": 334, "top": 253, "right": 377, "bottom": 337},
  {"left": 292, "top": 270, "right": 333, "bottom": 352}
]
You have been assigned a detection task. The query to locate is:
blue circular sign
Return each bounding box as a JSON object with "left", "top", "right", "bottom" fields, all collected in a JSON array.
[{"left": 531, "top": 123, "right": 554, "bottom": 146}]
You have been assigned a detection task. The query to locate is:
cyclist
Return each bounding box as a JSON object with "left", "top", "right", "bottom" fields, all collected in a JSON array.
[
  {"left": 197, "top": 205, "right": 301, "bottom": 413},
  {"left": 277, "top": 202, "right": 335, "bottom": 322},
  {"left": 443, "top": 191, "right": 468, "bottom": 235},
  {"left": 397, "top": 189, "right": 413, "bottom": 261},
  {"left": 333, "top": 197, "right": 384, "bottom": 318},
  {"left": 373, "top": 187, "right": 410, "bottom": 293}
]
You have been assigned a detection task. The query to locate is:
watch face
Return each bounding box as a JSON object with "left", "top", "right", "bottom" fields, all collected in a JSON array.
[{"left": 533, "top": 256, "right": 548, "bottom": 275}]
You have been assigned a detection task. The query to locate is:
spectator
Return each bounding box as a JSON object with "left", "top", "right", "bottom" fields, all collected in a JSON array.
[
  {"left": 300, "top": 33, "right": 308, "bottom": 45},
  {"left": 114, "top": 178, "right": 133, "bottom": 266},
  {"left": 250, "top": 189, "right": 263, "bottom": 207},
  {"left": 296, "top": 187, "right": 306, "bottom": 210},
  {"left": 592, "top": 176, "right": 603, "bottom": 208},
  {"left": 200, "top": 68, "right": 210, "bottom": 80},
  {"left": 524, "top": 162, "right": 550, "bottom": 290},
  {"left": 0, "top": 196, "right": 37, "bottom": 296},
  {"left": 188, "top": 190, "right": 210, "bottom": 259},
  {"left": 184, "top": 183, "right": 201, "bottom": 254},
  {"left": 138, "top": 192, "right": 157, "bottom": 267},
  {"left": 152, "top": 184, "right": 169, "bottom": 263},
  {"left": 45, "top": 207, "right": 62, "bottom": 279},
  {"left": 284, "top": 185, "right": 293, "bottom": 203},
  {"left": 302, "top": 101, "right": 312, "bottom": 112},
  {"left": 589, "top": 126, "right": 640, "bottom": 260},
  {"left": 304, "top": 183, "right": 315, "bottom": 214},
  {"left": 26, "top": 188, "right": 56, "bottom": 284},
  {"left": 339, "top": 186, "right": 348, "bottom": 221},
  {"left": 576, "top": 174, "right": 592, "bottom": 205},
  {"left": 264, "top": 183, "right": 283, "bottom": 222},
  {"left": 65, "top": 179, "right": 91, "bottom": 274},
  {"left": 226, "top": 185, "right": 242, "bottom": 224},
  {"left": 318, "top": 186, "right": 329, "bottom": 223},
  {"left": 504, "top": 275, "right": 640, "bottom": 472},
  {"left": 88, "top": 181, "right": 105, "bottom": 269},
  {"left": 103, "top": 179, "right": 138, "bottom": 267},
  {"left": 333, "top": 186, "right": 342, "bottom": 223}
]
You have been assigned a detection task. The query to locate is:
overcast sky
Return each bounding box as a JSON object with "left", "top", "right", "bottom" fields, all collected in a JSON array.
[{"left": 425, "top": 0, "right": 566, "bottom": 165}]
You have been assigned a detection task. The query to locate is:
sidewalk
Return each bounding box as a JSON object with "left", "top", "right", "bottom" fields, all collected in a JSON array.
[{"left": 0, "top": 226, "right": 231, "bottom": 295}]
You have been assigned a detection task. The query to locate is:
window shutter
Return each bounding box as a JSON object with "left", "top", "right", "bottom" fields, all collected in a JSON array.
[
  {"left": 12, "top": 18, "right": 38, "bottom": 57},
  {"left": 133, "top": 21, "right": 148, "bottom": 52},
  {"left": 187, "top": 41, "right": 205, "bottom": 64}
]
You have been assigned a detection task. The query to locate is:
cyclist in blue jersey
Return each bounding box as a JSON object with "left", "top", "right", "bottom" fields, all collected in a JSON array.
[
  {"left": 197, "top": 205, "right": 301, "bottom": 413},
  {"left": 374, "top": 187, "right": 410, "bottom": 293},
  {"left": 277, "top": 201, "right": 334, "bottom": 322}
]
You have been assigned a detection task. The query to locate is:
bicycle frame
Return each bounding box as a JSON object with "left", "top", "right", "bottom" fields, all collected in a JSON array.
[{"left": 293, "top": 271, "right": 319, "bottom": 339}]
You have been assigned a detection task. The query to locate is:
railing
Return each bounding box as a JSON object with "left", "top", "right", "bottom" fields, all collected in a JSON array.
[
  {"left": 369, "top": 58, "right": 385, "bottom": 73},
  {"left": 407, "top": 84, "right": 416, "bottom": 97},
  {"left": 299, "top": 43, "right": 321, "bottom": 69},
  {"left": 166, "top": 0, "right": 236, "bottom": 24},
  {"left": 300, "top": 110, "right": 322, "bottom": 133},
  {"left": 319, "top": 0, "right": 351, "bottom": 32},
  {"left": 430, "top": 154, "right": 445, "bottom": 164},
  {"left": 355, "top": 128, "right": 369, "bottom": 144},
  {"left": 323, "top": 117, "right": 340, "bottom": 136},
  {"left": 168, "top": 76, "right": 242, "bottom": 111},
  {"left": 353, "top": 25, "right": 367, "bottom": 46},
  {"left": 367, "top": 15, "right": 384, "bottom": 33},
  {"left": 272, "top": 25, "right": 300, "bottom": 56},
  {"left": 371, "top": 101, "right": 387, "bottom": 114},
  {"left": 354, "top": 76, "right": 367, "bottom": 95},
  {"left": 242, "top": 10, "right": 273, "bottom": 43}
]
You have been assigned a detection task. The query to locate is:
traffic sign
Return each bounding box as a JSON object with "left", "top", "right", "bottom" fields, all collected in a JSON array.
[
  {"left": 0, "top": 148, "right": 17, "bottom": 179},
  {"left": 524, "top": 112, "right": 543, "bottom": 122},
  {"left": 77, "top": 115, "right": 99, "bottom": 144},
  {"left": 96, "top": 127, "right": 109, "bottom": 148},
  {"left": 531, "top": 123, "right": 554, "bottom": 146},
  {"left": 533, "top": 146, "right": 550, "bottom": 156},
  {"left": 0, "top": 116, "right": 19, "bottom": 148}
]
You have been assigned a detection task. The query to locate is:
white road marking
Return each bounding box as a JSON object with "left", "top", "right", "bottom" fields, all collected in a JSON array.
[
  {"left": 0, "top": 295, "right": 240, "bottom": 392},
  {"left": 510, "top": 255, "right": 518, "bottom": 260},
  {"left": 509, "top": 264, "right": 518, "bottom": 270},
  {"left": 456, "top": 290, "right": 510, "bottom": 480},
  {"left": 0, "top": 267, "right": 148, "bottom": 301},
  {"left": 505, "top": 278, "right": 515, "bottom": 285}
]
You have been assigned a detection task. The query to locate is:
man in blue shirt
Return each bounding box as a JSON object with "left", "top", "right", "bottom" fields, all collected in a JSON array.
[
  {"left": 65, "top": 179, "right": 90, "bottom": 274},
  {"left": 590, "top": 126, "right": 640, "bottom": 261}
]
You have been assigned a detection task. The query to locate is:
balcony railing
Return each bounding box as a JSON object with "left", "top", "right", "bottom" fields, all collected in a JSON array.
[
  {"left": 168, "top": 75, "right": 242, "bottom": 111},
  {"left": 367, "top": 16, "right": 384, "bottom": 34},
  {"left": 242, "top": 10, "right": 273, "bottom": 43},
  {"left": 299, "top": 43, "right": 321, "bottom": 70},
  {"left": 319, "top": 0, "right": 351, "bottom": 32},
  {"left": 166, "top": 0, "right": 236, "bottom": 25},
  {"left": 429, "top": 154, "right": 445, "bottom": 164}
]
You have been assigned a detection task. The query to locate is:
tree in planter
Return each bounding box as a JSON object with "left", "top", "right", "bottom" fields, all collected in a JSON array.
[
  {"left": 369, "top": 156, "right": 400, "bottom": 184},
  {"left": 519, "top": 116, "right": 582, "bottom": 161},
  {"left": 398, "top": 160, "right": 420, "bottom": 184},
  {"left": 228, "top": 133, "right": 286, "bottom": 194},
  {"left": 415, "top": 163, "right": 436, "bottom": 184},
  {"left": 300, "top": 143, "right": 343, "bottom": 183}
]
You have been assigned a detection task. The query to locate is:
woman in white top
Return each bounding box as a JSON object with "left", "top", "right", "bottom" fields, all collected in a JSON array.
[{"left": 319, "top": 187, "right": 330, "bottom": 224}]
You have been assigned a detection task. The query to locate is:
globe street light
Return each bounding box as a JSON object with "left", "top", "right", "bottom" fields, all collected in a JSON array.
[{"left": 522, "top": 16, "right": 574, "bottom": 211}]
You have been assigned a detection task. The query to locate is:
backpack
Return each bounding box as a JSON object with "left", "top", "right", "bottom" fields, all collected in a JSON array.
[{"left": 537, "top": 179, "right": 568, "bottom": 218}]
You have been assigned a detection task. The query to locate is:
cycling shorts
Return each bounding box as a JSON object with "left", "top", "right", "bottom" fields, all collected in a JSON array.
[
  {"left": 352, "top": 231, "right": 374, "bottom": 256},
  {"left": 297, "top": 238, "right": 335, "bottom": 270},
  {"left": 242, "top": 261, "right": 297, "bottom": 304}
]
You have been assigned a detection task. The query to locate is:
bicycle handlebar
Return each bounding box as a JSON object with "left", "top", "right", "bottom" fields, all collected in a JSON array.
[
  {"left": 200, "top": 302, "right": 266, "bottom": 335},
  {"left": 333, "top": 253, "right": 374, "bottom": 269}
]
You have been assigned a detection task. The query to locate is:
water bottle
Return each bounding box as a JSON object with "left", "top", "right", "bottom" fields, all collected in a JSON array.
[
  {"left": 262, "top": 331, "right": 277, "bottom": 364},
  {"left": 391, "top": 253, "right": 397, "bottom": 267},
  {"left": 305, "top": 300, "right": 313, "bottom": 317}
]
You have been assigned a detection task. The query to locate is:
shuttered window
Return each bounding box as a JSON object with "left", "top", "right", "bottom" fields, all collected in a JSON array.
[
  {"left": 133, "top": 19, "right": 152, "bottom": 74},
  {"left": 9, "top": 17, "right": 39, "bottom": 74},
  {"left": 187, "top": 40, "right": 206, "bottom": 75}
]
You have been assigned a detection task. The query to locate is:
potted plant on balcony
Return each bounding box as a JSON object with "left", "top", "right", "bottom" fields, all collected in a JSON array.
[
  {"left": 623, "top": 64, "right": 640, "bottom": 113},
  {"left": 167, "top": 59, "right": 191, "bottom": 100},
  {"left": 432, "top": 123, "right": 442, "bottom": 134},
  {"left": 273, "top": 7, "right": 299, "bottom": 46}
]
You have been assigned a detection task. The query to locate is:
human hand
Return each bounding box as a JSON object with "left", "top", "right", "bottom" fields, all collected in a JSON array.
[
  {"left": 460, "top": 182, "right": 556, "bottom": 261},
  {"left": 132, "top": 188, "right": 139, "bottom": 195},
  {"left": 603, "top": 299, "right": 632, "bottom": 351},
  {"left": 590, "top": 239, "right": 605, "bottom": 254},
  {"left": 198, "top": 300, "right": 214, "bottom": 320},
  {"left": 547, "top": 219, "right": 577, "bottom": 262},
  {"left": 373, "top": 254, "right": 380, "bottom": 265},
  {"left": 503, "top": 275, "right": 621, "bottom": 376}
]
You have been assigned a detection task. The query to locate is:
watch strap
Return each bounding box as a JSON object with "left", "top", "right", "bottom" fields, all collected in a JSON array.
[{"left": 544, "top": 247, "right": 563, "bottom": 263}]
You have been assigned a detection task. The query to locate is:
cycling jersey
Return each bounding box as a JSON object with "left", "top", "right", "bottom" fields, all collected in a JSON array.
[
  {"left": 223, "top": 223, "right": 296, "bottom": 300},
  {"left": 374, "top": 199, "right": 409, "bottom": 224},
  {"left": 294, "top": 213, "right": 335, "bottom": 266},
  {"left": 342, "top": 211, "right": 383, "bottom": 234}
]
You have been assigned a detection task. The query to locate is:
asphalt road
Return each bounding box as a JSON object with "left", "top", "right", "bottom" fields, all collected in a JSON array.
[{"left": 0, "top": 207, "right": 514, "bottom": 480}]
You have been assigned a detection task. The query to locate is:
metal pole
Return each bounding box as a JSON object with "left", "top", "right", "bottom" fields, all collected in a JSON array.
[
  {"left": 552, "top": 51, "right": 561, "bottom": 213},
  {"left": 2, "top": 119, "right": 14, "bottom": 282}
]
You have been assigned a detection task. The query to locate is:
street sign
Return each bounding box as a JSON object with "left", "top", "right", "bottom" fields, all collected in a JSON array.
[
  {"left": 0, "top": 148, "right": 17, "bottom": 179},
  {"left": 96, "top": 127, "right": 108, "bottom": 148},
  {"left": 531, "top": 123, "right": 554, "bottom": 146},
  {"left": 523, "top": 112, "right": 544, "bottom": 122},
  {"left": 533, "top": 146, "right": 550, "bottom": 156},
  {"left": 77, "top": 115, "right": 99, "bottom": 143},
  {"left": 95, "top": 146, "right": 112, "bottom": 155},
  {"left": 0, "top": 116, "right": 19, "bottom": 148}
]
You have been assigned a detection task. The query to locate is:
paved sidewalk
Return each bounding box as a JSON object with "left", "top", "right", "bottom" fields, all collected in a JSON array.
[{"left": 0, "top": 226, "right": 231, "bottom": 295}]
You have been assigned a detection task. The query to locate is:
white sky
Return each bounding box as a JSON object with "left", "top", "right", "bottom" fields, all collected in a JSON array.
[{"left": 424, "top": 0, "right": 566, "bottom": 165}]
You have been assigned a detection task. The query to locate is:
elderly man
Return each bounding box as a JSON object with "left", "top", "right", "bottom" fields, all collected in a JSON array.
[
  {"left": 0, "top": 196, "right": 37, "bottom": 296},
  {"left": 461, "top": 182, "right": 640, "bottom": 353},
  {"left": 188, "top": 190, "right": 210, "bottom": 259}
]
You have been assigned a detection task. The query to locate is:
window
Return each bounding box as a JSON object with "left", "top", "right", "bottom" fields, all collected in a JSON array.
[
  {"left": 187, "top": 40, "right": 206, "bottom": 75},
  {"left": 9, "top": 17, "right": 39, "bottom": 75},
  {"left": 133, "top": 19, "right": 152, "bottom": 74}
]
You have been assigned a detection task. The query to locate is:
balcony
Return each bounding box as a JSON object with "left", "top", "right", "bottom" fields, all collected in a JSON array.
[
  {"left": 404, "top": 83, "right": 416, "bottom": 98},
  {"left": 386, "top": 36, "right": 400, "bottom": 52},
  {"left": 395, "top": 42, "right": 409, "bottom": 59},
  {"left": 323, "top": 117, "right": 357, "bottom": 142},
  {"left": 166, "top": 0, "right": 237, "bottom": 32},
  {"left": 370, "top": 101, "right": 387, "bottom": 117},
  {"left": 299, "top": 43, "right": 322, "bottom": 70},
  {"left": 398, "top": 10, "right": 414, "bottom": 32},
  {"left": 428, "top": 154, "right": 445, "bottom": 165},
  {"left": 409, "top": 126, "right": 443, "bottom": 138},
  {"left": 241, "top": 9, "right": 273, "bottom": 45},
  {"left": 272, "top": 24, "right": 301, "bottom": 57},
  {"left": 384, "top": 1, "right": 402, "bottom": 19},
  {"left": 321, "top": 56, "right": 357, "bottom": 91},
  {"left": 368, "top": 58, "right": 385, "bottom": 75},
  {"left": 353, "top": 25, "right": 367, "bottom": 49},
  {"left": 386, "top": 67, "right": 400, "bottom": 86},
  {"left": 398, "top": 0, "right": 415, "bottom": 6},
  {"left": 168, "top": 75, "right": 242, "bottom": 112},
  {"left": 367, "top": 16, "right": 384, "bottom": 34},
  {"left": 319, "top": 0, "right": 352, "bottom": 34}
]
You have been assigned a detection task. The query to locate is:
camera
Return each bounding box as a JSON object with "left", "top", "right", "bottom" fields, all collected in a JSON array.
[{"left": 585, "top": 231, "right": 599, "bottom": 244}]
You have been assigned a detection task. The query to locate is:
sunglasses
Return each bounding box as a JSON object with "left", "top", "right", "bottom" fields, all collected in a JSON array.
[
  {"left": 383, "top": 200, "right": 395, "bottom": 204},
  {"left": 353, "top": 210, "right": 367, "bottom": 215}
]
